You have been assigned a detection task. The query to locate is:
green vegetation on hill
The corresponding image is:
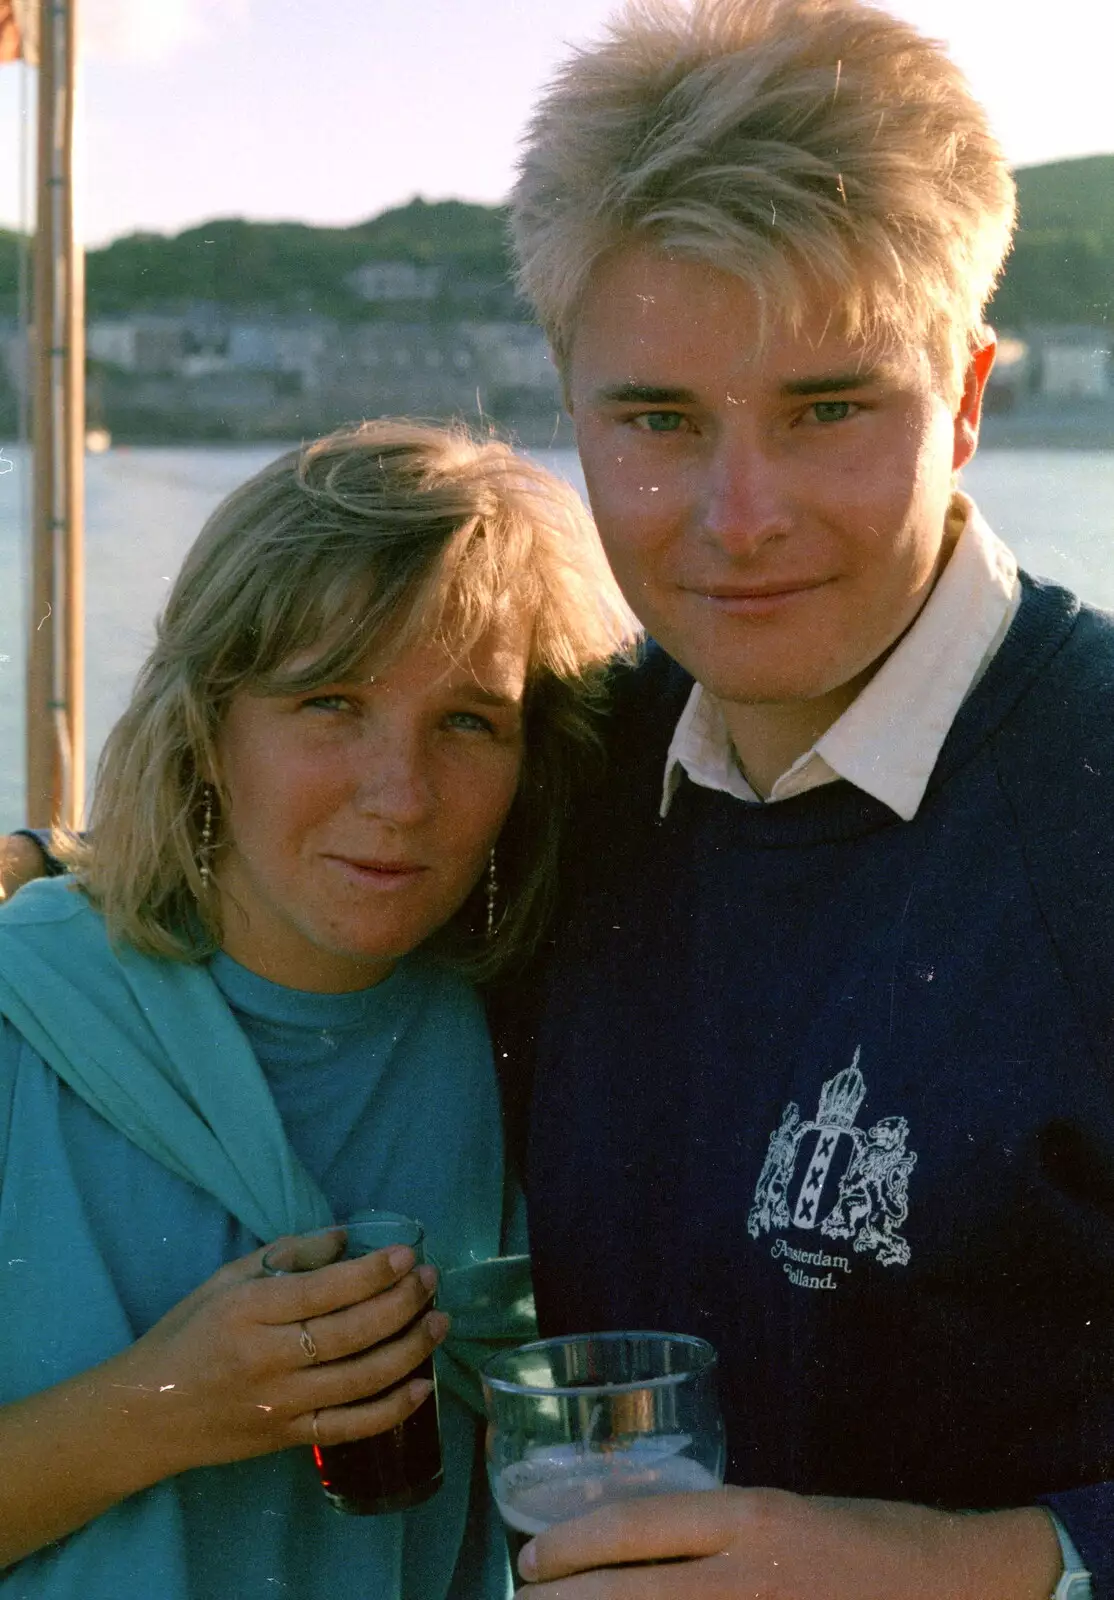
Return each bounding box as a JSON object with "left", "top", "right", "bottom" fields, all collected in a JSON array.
[
  {"left": 0, "top": 227, "right": 29, "bottom": 306},
  {"left": 80, "top": 199, "right": 515, "bottom": 318},
  {"left": 354, "top": 197, "right": 509, "bottom": 273},
  {"left": 1013, "top": 155, "right": 1114, "bottom": 237},
  {"left": 0, "top": 198, "right": 518, "bottom": 323},
  {"left": 0, "top": 159, "right": 1110, "bottom": 330},
  {"left": 990, "top": 155, "right": 1114, "bottom": 328}
]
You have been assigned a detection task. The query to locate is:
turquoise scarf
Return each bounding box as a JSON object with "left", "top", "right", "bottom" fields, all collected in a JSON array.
[{"left": 0, "top": 878, "right": 534, "bottom": 1411}]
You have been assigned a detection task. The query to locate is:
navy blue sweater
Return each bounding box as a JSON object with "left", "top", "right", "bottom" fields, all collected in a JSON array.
[{"left": 525, "top": 577, "right": 1114, "bottom": 1593}]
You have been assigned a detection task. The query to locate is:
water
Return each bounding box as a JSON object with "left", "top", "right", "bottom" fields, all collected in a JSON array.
[{"left": 1, "top": 443, "right": 1113, "bottom": 830}]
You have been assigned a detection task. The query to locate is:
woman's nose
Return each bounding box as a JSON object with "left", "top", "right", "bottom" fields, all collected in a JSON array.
[{"left": 351, "top": 736, "right": 435, "bottom": 824}]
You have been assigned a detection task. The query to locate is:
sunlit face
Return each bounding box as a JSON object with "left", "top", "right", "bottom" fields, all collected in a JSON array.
[
  {"left": 566, "top": 245, "right": 989, "bottom": 718},
  {"left": 211, "top": 622, "right": 529, "bottom": 992}
]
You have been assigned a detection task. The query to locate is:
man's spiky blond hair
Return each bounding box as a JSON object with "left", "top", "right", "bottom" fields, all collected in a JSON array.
[{"left": 511, "top": 0, "right": 1016, "bottom": 396}]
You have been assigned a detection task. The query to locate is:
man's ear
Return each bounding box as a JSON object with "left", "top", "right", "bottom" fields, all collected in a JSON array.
[{"left": 952, "top": 333, "right": 997, "bottom": 473}]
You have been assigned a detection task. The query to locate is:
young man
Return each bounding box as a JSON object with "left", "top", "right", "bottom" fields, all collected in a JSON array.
[{"left": 506, "top": 0, "right": 1112, "bottom": 1596}]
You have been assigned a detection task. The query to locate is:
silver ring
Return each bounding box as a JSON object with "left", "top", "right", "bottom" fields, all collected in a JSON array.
[
  {"left": 311, "top": 1410, "right": 322, "bottom": 1446},
  {"left": 299, "top": 1321, "right": 319, "bottom": 1364}
]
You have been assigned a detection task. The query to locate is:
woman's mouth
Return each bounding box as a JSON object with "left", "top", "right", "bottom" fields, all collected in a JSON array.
[{"left": 325, "top": 856, "right": 429, "bottom": 887}]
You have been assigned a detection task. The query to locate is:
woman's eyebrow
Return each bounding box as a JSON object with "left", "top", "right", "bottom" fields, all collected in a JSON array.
[{"left": 451, "top": 685, "right": 521, "bottom": 707}]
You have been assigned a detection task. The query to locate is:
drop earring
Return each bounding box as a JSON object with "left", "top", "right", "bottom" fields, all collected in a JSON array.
[
  {"left": 198, "top": 784, "right": 215, "bottom": 890},
  {"left": 485, "top": 848, "right": 498, "bottom": 940}
]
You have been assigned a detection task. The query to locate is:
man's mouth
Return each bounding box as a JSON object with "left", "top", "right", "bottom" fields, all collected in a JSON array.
[{"left": 685, "top": 577, "right": 831, "bottom": 613}]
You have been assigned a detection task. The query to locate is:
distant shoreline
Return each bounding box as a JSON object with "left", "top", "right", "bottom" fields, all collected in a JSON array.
[
  {"left": 979, "top": 412, "right": 1114, "bottom": 451},
  {"left": 40, "top": 416, "right": 1114, "bottom": 453},
  {"left": 4, "top": 410, "right": 1114, "bottom": 454}
]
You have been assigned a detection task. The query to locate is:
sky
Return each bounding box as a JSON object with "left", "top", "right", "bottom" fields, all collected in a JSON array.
[{"left": 0, "top": 0, "right": 1111, "bottom": 247}]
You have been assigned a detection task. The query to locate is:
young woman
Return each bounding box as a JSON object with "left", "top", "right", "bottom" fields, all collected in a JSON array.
[{"left": 0, "top": 420, "right": 633, "bottom": 1599}]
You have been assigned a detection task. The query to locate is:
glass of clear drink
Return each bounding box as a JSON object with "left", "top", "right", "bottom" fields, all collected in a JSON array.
[{"left": 482, "top": 1331, "right": 725, "bottom": 1562}]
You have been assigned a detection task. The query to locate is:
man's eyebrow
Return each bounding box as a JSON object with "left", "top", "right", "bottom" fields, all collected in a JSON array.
[
  {"left": 594, "top": 374, "right": 887, "bottom": 404},
  {"left": 780, "top": 370, "right": 882, "bottom": 396},
  {"left": 593, "top": 383, "right": 699, "bottom": 405}
]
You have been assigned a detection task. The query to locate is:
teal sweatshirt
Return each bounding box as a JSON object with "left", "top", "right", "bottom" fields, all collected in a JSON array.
[{"left": 0, "top": 877, "right": 529, "bottom": 1600}]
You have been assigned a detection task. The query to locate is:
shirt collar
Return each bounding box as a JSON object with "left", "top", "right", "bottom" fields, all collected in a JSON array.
[{"left": 661, "top": 495, "right": 1020, "bottom": 821}]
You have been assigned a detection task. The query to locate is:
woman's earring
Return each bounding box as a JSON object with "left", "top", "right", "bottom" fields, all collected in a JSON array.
[
  {"left": 485, "top": 848, "right": 498, "bottom": 940},
  {"left": 199, "top": 784, "right": 215, "bottom": 890}
]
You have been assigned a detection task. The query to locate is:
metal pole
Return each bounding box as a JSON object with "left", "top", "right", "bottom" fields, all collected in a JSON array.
[
  {"left": 60, "top": 0, "right": 84, "bottom": 827},
  {"left": 26, "top": 0, "right": 57, "bottom": 825},
  {"left": 25, "top": 0, "right": 83, "bottom": 829}
]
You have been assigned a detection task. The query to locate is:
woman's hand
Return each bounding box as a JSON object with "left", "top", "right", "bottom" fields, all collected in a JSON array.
[
  {"left": 0, "top": 1235, "right": 448, "bottom": 1569},
  {"left": 118, "top": 1234, "right": 448, "bottom": 1477}
]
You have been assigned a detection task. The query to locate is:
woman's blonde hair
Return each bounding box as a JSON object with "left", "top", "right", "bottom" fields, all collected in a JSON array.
[
  {"left": 511, "top": 0, "right": 1017, "bottom": 398},
  {"left": 63, "top": 420, "right": 636, "bottom": 979}
]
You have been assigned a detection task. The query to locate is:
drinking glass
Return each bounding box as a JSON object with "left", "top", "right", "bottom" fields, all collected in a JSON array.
[
  {"left": 262, "top": 1212, "right": 443, "bottom": 1515},
  {"left": 482, "top": 1331, "right": 725, "bottom": 1559}
]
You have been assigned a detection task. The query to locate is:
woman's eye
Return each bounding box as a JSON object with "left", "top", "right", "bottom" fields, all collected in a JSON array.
[
  {"left": 302, "top": 693, "right": 353, "bottom": 713},
  {"left": 445, "top": 710, "right": 495, "bottom": 734},
  {"left": 808, "top": 400, "right": 857, "bottom": 424}
]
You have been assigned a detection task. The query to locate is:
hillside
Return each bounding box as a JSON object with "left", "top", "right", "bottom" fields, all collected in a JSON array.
[
  {"left": 1013, "top": 154, "right": 1114, "bottom": 237},
  {"left": 81, "top": 198, "right": 518, "bottom": 320},
  {"left": 0, "top": 157, "right": 1110, "bottom": 329},
  {"left": 0, "top": 197, "right": 519, "bottom": 323},
  {"left": 991, "top": 154, "right": 1114, "bottom": 328}
]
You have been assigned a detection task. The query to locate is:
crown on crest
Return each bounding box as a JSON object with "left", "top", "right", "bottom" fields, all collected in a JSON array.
[{"left": 816, "top": 1050, "right": 867, "bottom": 1128}]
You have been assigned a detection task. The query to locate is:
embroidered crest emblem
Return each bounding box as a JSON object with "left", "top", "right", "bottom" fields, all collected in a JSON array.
[{"left": 747, "top": 1049, "right": 917, "bottom": 1268}]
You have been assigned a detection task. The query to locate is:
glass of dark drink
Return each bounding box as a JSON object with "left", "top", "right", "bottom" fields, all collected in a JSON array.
[
  {"left": 262, "top": 1213, "right": 443, "bottom": 1516},
  {"left": 482, "top": 1332, "right": 725, "bottom": 1563}
]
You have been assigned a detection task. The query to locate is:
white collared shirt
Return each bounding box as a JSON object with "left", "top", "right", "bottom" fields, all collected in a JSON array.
[{"left": 661, "top": 495, "right": 1021, "bottom": 822}]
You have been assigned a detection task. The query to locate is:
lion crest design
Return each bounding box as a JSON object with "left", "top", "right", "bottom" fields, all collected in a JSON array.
[{"left": 747, "top": 1049, "right": 916, "bottom": 1268}]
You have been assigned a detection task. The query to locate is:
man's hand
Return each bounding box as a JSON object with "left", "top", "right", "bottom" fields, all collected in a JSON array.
[
  {"left": 515, "top": 1487, "right": 1063, "bottom": 1599},
  {"left": 0, "top": 835, "right": 50, "bottom": 901}
]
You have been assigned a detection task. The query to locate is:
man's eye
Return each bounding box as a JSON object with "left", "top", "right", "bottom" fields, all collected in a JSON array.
[
  {"left": 809, "top": 400, "right": 856, "bottom": 423},
  {"left": 630, "top": 411, "right": 689, "bottom": 433}
]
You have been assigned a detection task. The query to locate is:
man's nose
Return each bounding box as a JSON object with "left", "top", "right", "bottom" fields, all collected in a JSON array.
[{"left": 697, "top": 433, "right": 793, "bottom": 557}]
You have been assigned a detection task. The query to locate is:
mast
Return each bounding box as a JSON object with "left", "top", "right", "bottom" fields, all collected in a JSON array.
[{"left": 26, "top": 0, "right": 84, "bottom": 828}]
